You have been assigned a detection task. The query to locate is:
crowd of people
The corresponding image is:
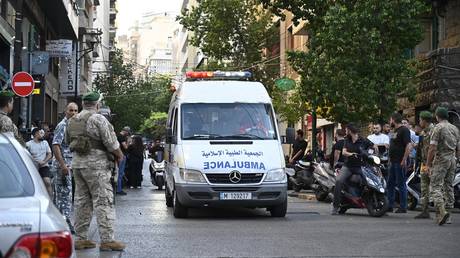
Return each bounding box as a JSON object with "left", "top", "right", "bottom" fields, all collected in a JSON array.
[{"left": 289, "top": 108, "right": 459, "bottom": 225}]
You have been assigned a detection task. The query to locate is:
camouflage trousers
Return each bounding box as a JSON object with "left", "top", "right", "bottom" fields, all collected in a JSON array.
[
  {"left": 420, "top": 171, "right": 430, "bottom": 207},
  {"left": 431, "top": 157, "right": 456, "bottom": 209},
  {"left": 74, "top": 168, "right": 115, "bottom": 242},
  {"left": 52, "top": 169, "right": 73, "bottom": 225}
]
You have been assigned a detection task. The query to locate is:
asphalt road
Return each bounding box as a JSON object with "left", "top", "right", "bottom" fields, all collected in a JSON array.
[{"left": 77, "top": 159, "right": 460, "bottom": 258}]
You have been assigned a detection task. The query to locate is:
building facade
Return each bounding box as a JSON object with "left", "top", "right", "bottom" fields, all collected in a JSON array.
[
  {"left": 399, "top": 0, "right": 460, "bottom": 127},
  {"left": 1, "top": 0, "right": 116, "bottom": 133}
]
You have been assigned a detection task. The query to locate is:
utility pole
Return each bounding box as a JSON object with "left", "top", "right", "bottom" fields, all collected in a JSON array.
[
  {"left": 311, "top": 103, "right": 317, "bottom": 161},
  {"left": 13, "top": 0, "right": 25, "bottom": 129}
]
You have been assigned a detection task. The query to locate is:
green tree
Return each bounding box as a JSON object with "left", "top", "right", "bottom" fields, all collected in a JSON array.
[
  {"left": 260, "top": 0, "right": 428, "bottom": 123},
  {"left": 178, "top": 0, "right": 306, "bottom": 123},
  {"left": 140, "top": 112, "right": 168, "bottom": 140},
  {"left": 93, "top": 49, "right": 173, "bottom": 132}
]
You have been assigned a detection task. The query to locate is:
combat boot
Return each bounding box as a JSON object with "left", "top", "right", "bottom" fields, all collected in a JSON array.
[
  {"left": 414, "top": 202, "right": 430, "bottom": 219},
  {"left": 75, "top": 239, "right": 97, "bottom": 250},
  {"left": 100, "top": 240, "right": 126, "bottom": 251},
  {"left": 436, "top": 205, "right": 450, "bottom": 226}
]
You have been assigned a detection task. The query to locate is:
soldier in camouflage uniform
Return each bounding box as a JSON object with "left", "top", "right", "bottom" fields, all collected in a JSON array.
[
  {"left": 414, "top": 111, "right": 434, "bottom": 219},
  {"left": 427, "top": 107, "right": 460, "bottom": 225},
  {"left": 52, "top": 102, "right": 78, "bottom": 233},
  {"left": 0, "top": 90, "right": 23, "bottom": 144},
  {"left": 65, "top": 92, "right": 125, "bottom": 251}
]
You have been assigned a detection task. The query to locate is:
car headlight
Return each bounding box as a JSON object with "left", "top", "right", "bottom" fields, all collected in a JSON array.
[
  {"left": 264, "top": 168, "right": 287, "bottom": 182},
  {"left": 180, "top": 169, "right": 206, "bottom": 183}
]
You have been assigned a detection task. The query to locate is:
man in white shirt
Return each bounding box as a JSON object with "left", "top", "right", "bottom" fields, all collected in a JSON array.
[
  {"left": 26, "top": 127, "right": 52, "bottom": 196},
  {"left": 368, "top": 124, "right": 390, "bottom": 153}
]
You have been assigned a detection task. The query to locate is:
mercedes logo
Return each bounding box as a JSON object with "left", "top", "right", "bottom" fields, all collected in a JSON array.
[{"left": 229, "top": 170, "right": 242, "bottom": 183}]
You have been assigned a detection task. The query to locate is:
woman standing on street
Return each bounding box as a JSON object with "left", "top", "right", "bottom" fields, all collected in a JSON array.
[{"left": 126, "top": 135, "right": 144, "bottom": 188}]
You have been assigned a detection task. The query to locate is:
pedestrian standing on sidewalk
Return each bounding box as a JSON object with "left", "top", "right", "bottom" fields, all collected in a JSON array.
[
  {"left": 26, "top": 128, "right": 53, "bottom": 196},
  {"left": 414, "top": 111, "right": 435, "bottom": 219},
  {"left": 0, "top": 90, "right": 23, "bottom": 144},
  {"left": 289, "top": 130, "right": 307, "bottom": 165},
  {"left": 66, "top": 92, "right": 125, "bottom": 251},
  {"left": 387, "top": 112, "right": 412, "bottom": 213},
  {"left": 126, "top": 135, "right": 145, "bottom": 189},
  {"left": 116, "top": 126, "right": 131, "bottom": 195},
  {"left": 426, "top": 107, "right": 460, "bottom": 225},
  {"left": 52, "top": 102, "right": 78, "bottom": 233}
]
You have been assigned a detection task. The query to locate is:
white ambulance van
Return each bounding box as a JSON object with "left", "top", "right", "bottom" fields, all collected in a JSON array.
[{"left": 164, "top": 71, "right": 287, "bottom": 218}]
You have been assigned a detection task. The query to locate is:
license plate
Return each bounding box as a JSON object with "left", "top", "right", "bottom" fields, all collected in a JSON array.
[
  {"left": 156, "top": 172, "right": 164, "bottom": 176},
  {"left": 219, "top": 192, "right": 252, "bottom": 200}
]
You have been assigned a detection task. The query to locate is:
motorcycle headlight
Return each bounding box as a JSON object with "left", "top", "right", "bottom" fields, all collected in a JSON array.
[
  {"left": 179, "top": 169, "right": 206, "bottom": 183},
  {"left": 264, "top": 168, "right": 287, "bottom": 182}
]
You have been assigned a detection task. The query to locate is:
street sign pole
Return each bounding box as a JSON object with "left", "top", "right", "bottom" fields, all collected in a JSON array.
[
  {"left": 74, "top": 41, "right": 78, "bottom": 101},
  {"left": 27, "top": 52, "right": 32, "bottom": 129}
]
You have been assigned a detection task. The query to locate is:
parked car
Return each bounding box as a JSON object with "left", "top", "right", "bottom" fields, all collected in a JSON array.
[{"left": 0, "top": 133, "right": 74, "bottom": 258}]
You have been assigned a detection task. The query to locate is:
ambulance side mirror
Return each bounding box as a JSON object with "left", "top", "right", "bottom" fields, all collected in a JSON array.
[
  {"left": 285, "top": 127, "right": 295, "bottom": 144},
  {"left": 165, "top": 128, "right": 176, "bottom": 144}
]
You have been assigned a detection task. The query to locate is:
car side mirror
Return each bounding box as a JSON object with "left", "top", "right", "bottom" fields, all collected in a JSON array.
[
  {"left": 285, "top": 127, "right": 295, "bottom": 144},
  {"left": 165, "top": 128, "right": 176, "bottom": 144}
]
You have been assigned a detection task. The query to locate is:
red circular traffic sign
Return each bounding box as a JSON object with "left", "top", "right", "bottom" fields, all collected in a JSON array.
[{"left": 12, "top": 71, "right": 35, "bottom": 97}]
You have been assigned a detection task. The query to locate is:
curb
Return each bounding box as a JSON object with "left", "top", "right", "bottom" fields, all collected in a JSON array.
[{"left": 297, "top": 193, "right": 316, "bottom": 201}]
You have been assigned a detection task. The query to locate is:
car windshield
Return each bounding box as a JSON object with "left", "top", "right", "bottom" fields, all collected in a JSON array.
[
  {"left": 0, "top": 139, "right": 34, "bottom": 198},
  {"left": 181, "top": 103, "right": 277, "bottom": 140}
]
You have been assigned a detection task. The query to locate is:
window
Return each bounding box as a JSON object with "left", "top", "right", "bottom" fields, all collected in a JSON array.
[
  {"left": 5, "top": 1, "right": 15, "bottom": 29},
  {"left": 0, "top": 139, "right": 34, "bottom": 198},
  {"left": 181, "top": 103, "right": 277, "bottom": 140}
]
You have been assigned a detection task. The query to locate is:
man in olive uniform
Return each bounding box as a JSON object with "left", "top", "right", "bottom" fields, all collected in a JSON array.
[
  {"left": 52, "top": 102, "right": 78, "bottom": 233},
  {"left": 427, "top": 107, "right": 460, "bottom": 225},
  {"left": 0, "top": 90, "right": 22, "bottom": 143},
  {"left": 66, "top": 92, "right": 125, "bottom": 250},
  {"left": 414, "top": 111, "right": 434, "bottom": 219}
]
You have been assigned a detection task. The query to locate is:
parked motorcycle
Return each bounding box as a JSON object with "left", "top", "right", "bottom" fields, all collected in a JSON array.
[
  {"left": 149, "top": 151, "right": 165, "bottom": 190},
  {"left": 454, "top": 161, "right": 460, "bottom": 208},
  {"left": 310, "top": 162, "right": 336, "bottom": 202},
  {"left": 335, "top": 149, "right": 388, "bottom": 217},
  {"left": 290, "top": 160, "right": 315, "bottom": 192}
]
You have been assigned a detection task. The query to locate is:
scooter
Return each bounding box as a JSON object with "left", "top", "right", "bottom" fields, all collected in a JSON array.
[
  {"left": 149, "top": 151, "right": 165, "bottom": 190},
  {"left": 405, "top": 163, "right": 422, "bottom": 210},
  {"left": 454, "top": 161, "right": 460, "bottom": 208},
  {"left": 336, "top": 149, "right": 388, "bottom": 217},
  {"left": 310, "top": 162, "right": 336, "bottom": 202},
  {"left": 289, "top": 160, "right": 315, "bottom": 192}
]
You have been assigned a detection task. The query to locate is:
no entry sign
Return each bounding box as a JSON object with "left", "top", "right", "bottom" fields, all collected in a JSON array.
[{"left": 12, "top": 71, "right": 35, "bottom": 97}]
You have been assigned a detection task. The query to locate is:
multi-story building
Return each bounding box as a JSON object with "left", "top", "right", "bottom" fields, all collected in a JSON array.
[
  {"left": 4, "top": 0, "right": 80, "bottom": 127},
  {"left": 399, "top": 0, "right": 460, "bottom": 127},
  {"left": 171, "top": 0, "right": 205, "bottom": 84},
  {"left": 119, "top": 12, "right": 177, "bottom": 76},
  {"left": 92, "top": 0, "right": 113, "bottom": 80}
]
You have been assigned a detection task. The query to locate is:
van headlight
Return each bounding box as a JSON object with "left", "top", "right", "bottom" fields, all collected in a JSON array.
[
  {"left": 180, "top": 169, "right": 206, "bottom": 183},
  {"left": 264, "top": 169, "right": 287, "bottom": 182}
]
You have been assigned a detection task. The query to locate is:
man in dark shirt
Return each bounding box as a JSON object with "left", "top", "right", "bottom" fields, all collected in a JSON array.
[
  {"left": 289, "top": 129, "right": 308, "bottom": 164},
  {"left": 331, "top": 129, "right": 346, "bottom": 168},
  {"left": 332, "top": 123, "right": 374, "bottom": 215},
  {"left": 387, "top": 112, "right": 412, "bottom": 213},
  {"left": 149, "top": 139, "right": 164, "bottom": 162}
]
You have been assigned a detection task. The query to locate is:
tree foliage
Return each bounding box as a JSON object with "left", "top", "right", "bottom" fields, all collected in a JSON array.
[
  {"left": 260, "top": 0, "right": 429, "bottom": 123},
  {"left": 178, "top": 0, "right": 306, "bottom": 122},
  {"left": 93, "top": 49, "right": 173, "bottom": 133},
  {"left": 140, "top": 112, "right": 168, "bottom": 140}
]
